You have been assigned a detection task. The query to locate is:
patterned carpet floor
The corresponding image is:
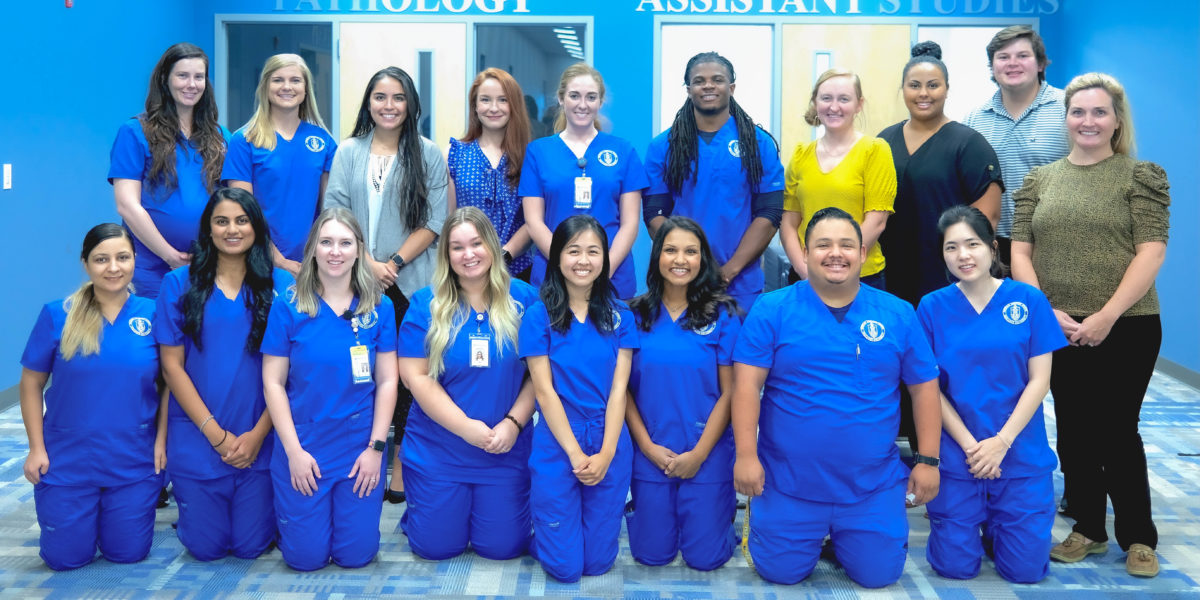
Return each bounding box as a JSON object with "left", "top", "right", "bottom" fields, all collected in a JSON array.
[{"left": 1, "top": 372, "right": 1197, "bottom": 599}]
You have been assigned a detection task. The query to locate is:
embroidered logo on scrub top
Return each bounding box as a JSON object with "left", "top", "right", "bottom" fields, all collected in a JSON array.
[
  {"left": 354, "top": 309, "right": 379, "bottom": 330},
  {"left": 129, "top": 317, "right": 152, "bottom": 336},
  {"left": 305, "top": 136, "right": 326, "bottom": 152},
  {"left": 597, "top": 149, "right": 619, "bottom": 167},
  {"left": 859, "top": 320, "right": 885, "bottom": 342},
  {"left": 695, "top": 321, "right": 716, "bottom": 336},
  {"left": 728, "top": 140, "right": 742, "bottom": 157},
  {"left": 1002, "top": 302, "right": 1029, "bottom": 325},
  {"left": 611, "top": 309, "right": 623, "bottom": 328},
  {"left": 512, "top": 299, "right": 525, "bottom": 318}
]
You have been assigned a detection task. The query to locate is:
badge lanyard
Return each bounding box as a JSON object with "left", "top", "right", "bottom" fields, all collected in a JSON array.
[
  {"left": 469, "top": 311, "right": 491, "bottom": 368},
  {"left": 342, "top": 308, "right": 371, "bottom": 384},
  {"left": 573, "top": 156, "right": 592, "bottom": 210}
]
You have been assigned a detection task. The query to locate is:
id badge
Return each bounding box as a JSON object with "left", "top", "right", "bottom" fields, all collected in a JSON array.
[
  {"left": 469, "top": 335, "right": 490, "bottom": 368},
  {"left": 574, "top": 176, "right": 592, "bottom": 209},
  {"left": 350, "top": 344, "right": 371, "bottom": 384}
]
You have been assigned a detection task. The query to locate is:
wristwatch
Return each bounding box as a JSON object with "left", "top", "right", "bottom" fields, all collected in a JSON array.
[
  {"left": 368, "top": 439, "right": 386, "bottom": 452},
  {"left": 913, "top": 453, "right": 940, "bottom": 467},
  {"left": 502, "top": 249, "right": 513, "bottom": 265},
  {"left": 389, "top": 253, "right": 407, "bottom": 270}
]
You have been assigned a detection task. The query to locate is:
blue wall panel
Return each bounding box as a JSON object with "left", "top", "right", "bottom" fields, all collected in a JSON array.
[
  {"left": 0, "top": 2, "right": 203, "bottom": 388},
  {"left": 1049, "top": 1, "right": 1200, "bottom": 372}
]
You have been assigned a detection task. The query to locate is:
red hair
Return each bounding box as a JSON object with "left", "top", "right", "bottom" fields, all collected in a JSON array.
[{"left": 462, "top": 68, "right": 531, "bottom": 187}]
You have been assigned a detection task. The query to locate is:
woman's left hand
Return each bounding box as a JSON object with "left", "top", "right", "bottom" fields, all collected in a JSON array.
[
  {"left": 221, "top": 430, "right": 265, "bottom": 469},
  {"left": 484, "top": 419, "right": 519, "bottom": 454},
  {"left": 664, "top": 450, "right": 705, "bottom": 480},
  {"left": 348, "top": 449, "right": 383, "bottom": 498},
  {"left": 965, "top": 436, "right": 1008, "bottom": 479},
  {"left": 574, "top": 450, "right": 613, "bottom": 486},
  {"left": 154, "top": 434, "right": 168, "bottom": 475},
  {"left": 1070, "top": 311, "right": 1116, "bottom": 347}
]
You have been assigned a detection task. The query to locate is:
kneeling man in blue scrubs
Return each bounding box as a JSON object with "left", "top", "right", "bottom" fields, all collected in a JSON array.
[{"left": 732, "top": 207, "right": 942, "bottom": 588}]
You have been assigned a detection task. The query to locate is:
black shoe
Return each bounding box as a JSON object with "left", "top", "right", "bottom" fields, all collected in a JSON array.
[
  {"left": 385, "top": 489, "right": 406, "bottom": 504},
  {"left": 736, "top": 500, "right": 747, "bottom": 510},
  {"left": 156, "top": 488, "right": 170, "bottom": 509}
]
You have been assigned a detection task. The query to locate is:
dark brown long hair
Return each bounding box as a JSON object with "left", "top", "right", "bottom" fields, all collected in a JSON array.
[{"left": 141, "top": 43, "right": 224, "bottom": 195}]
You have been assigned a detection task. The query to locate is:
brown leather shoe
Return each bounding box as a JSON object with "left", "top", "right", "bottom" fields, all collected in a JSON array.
[
  {"left": 1126, "top": 543, "right": 1159, "bottom": 577},
  {"left": 1050, "top": 532, "right": 1107, "bottom": 563}
]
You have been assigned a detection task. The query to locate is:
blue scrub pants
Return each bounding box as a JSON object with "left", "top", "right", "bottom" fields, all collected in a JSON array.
[
  {"left": 34, "top": 473, "right": 161, "bottom": 570},
  {"left": 173, "top": 470, "right": 275, "bottom": 561},
  {"left": 745, "top": 481, "right": 908, "bottom": 588},
  {"left": 625, "top": 478, "right": 736, "bottom": 570},
  {"left": 927, "top": 473, "right": 1054, "bottom": 583},
  {"left": 400, "top": 465, "right": 531, "bottom": 560},
  {"left": 271, "top": 459, "right": 384, "bottom": 571},
  {"left": 731, "top": 293, "right": 759, "bottom": 320},
  {"left": 132, "top": 263, "right": 168, "bottom": 300},
  {"left": 528, "top": 420, "right": 632, "bottom": 583}
]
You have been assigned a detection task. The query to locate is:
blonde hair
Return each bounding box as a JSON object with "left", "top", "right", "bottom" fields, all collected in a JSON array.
[
  {"left": 243, "top": 54, "right": 329, "bottom": 151},
  {"left": 292, "top": 208, "right": 380, "bottom": 317},
  {"left": 1064, "top": 72, "right": 1136, "bottom": 156},
  {"left": 425, "top": 207, "right": 520, "bottom": 378},
  {"left": 60, "top": 224, "right": 134, "bottom": 360},
  {"left": 804, "top": 68, "right": 864, "bottom": 127},
  {"left": 554, "top": 62, "right": 605, "bottom": 133}
]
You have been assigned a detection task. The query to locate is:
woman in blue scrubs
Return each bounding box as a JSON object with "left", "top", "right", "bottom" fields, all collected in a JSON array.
[
  {"left": 916, "top": 205, "right": 1064, "bottom": 583},
  {"left": 110, "top": 42, "right": 228, "bottom": 299},
  {"left": 397, "top": 207, "right": 537, "bottom": 560},
  {"left": 157, "top": 188, "right": 291, "bottom": 560},
  {"left": 224, "top": 53, "right": 336, "bottom": 276},
  {"left": 448, "top": 68, "right": 534, "bottom": 281},
  {"left": 261, "top": 207, "right": 399, "bottom": 571},
  {"left": 519, "top": 215, "right": 638, "bottom": 582},
  {"left": 520, "top": 63, "right": 648, "bottom": 298},
  {"left": 625, "top": 216, "right": 740, "bottom": 570},
  {"left": 20, "top": 224, "right": 165, "bottom": 570},
  {"left": 325, "top": 66, "right": 450, "bottom": 505}
]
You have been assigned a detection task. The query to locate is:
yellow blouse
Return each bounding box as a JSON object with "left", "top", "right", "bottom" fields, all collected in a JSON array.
[{"left": 783, "top": 136, "right": 897, "bottom": 277}]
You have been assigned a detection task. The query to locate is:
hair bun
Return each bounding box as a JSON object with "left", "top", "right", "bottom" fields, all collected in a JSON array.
[{"left": 911, "top": 41, "right": 942, "bottom": 60}]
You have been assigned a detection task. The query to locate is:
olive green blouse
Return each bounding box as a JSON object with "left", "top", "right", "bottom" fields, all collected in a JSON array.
[{"left": 1012, "top": 154, "right": 1170, "bottom": 317}]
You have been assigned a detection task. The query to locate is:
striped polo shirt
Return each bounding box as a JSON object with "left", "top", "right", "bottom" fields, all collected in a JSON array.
[{"left": 964, "top": 82, "right": 1070, "bottom": 238}]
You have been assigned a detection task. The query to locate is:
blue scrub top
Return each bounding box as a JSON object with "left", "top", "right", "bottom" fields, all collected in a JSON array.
[
  {"left": 21, "top": 295, "right": 160, "bottom": 487},
  {"left": 518, "top": 300, "right": 640, "bottom": 424},
  {"left": 397, "top": 280, "right": 538, "bottom": 483},
  {"left": 917, "top": 279, "right": 1065, "bottom": 479},
  {"left": 260, "top": 291, "right": 397, "bottom": 473},
  {"left": 156, "top": 267, "right": 295, "bottom": 479},
  {"left": 108, "top": 118, "right": 230, "bottom": 280},
  {"left": 222, "top": 122, "right": 337, "bottom": 262},
  {"left": 644, "top": 118, "right": 785, "bottom": 298},
  {"left": 733, "top": 282, "right": 939, "bottom": 503},
  {"left": 629, "top": 304, "right": 740, "bottom": 484},
  {"left": 518, "top": 133, "right": 649, "bottom": 299}
]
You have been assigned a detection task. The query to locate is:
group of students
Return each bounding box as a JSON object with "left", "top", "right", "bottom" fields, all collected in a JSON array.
[{"left": 19, "top": 23, "right": 1170, "bottom": 588}]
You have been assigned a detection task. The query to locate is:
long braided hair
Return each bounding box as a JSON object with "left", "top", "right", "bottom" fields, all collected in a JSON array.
[{"left": 663, "top": 52, "right": 774, "bottom": 194}]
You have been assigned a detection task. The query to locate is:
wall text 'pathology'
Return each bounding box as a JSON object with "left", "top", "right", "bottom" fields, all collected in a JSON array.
[{"left": 277, "top": 0, "right": 530, "bottom": 12}]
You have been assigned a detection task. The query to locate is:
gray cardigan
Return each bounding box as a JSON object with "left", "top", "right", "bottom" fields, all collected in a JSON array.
[{"left": 323, "top": 130, "right": 449, "bottom": 298}]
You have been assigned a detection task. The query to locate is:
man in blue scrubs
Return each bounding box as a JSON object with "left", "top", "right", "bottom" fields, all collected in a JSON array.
[
  {"left": 643, "top": 52, "right": 785, "bottom": 311},
  {"left": 732, "top": 207, "right": 942, "bottom": 588}
]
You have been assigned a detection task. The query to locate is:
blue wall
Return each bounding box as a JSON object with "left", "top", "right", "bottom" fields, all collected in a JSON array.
[
  {"left": 0, "top": 2, "right": 203, "bottom": 388},
  {"left": 1046, "top": 1, "right": 1200, "bottom": 372},
  {"left": 3, "top": 0, "right": 1197, "bottom": 388}
]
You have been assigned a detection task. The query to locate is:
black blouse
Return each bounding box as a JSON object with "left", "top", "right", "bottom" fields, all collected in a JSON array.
[{"left": 878, "top": 120, "right": 1003, "bottom": 306}]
